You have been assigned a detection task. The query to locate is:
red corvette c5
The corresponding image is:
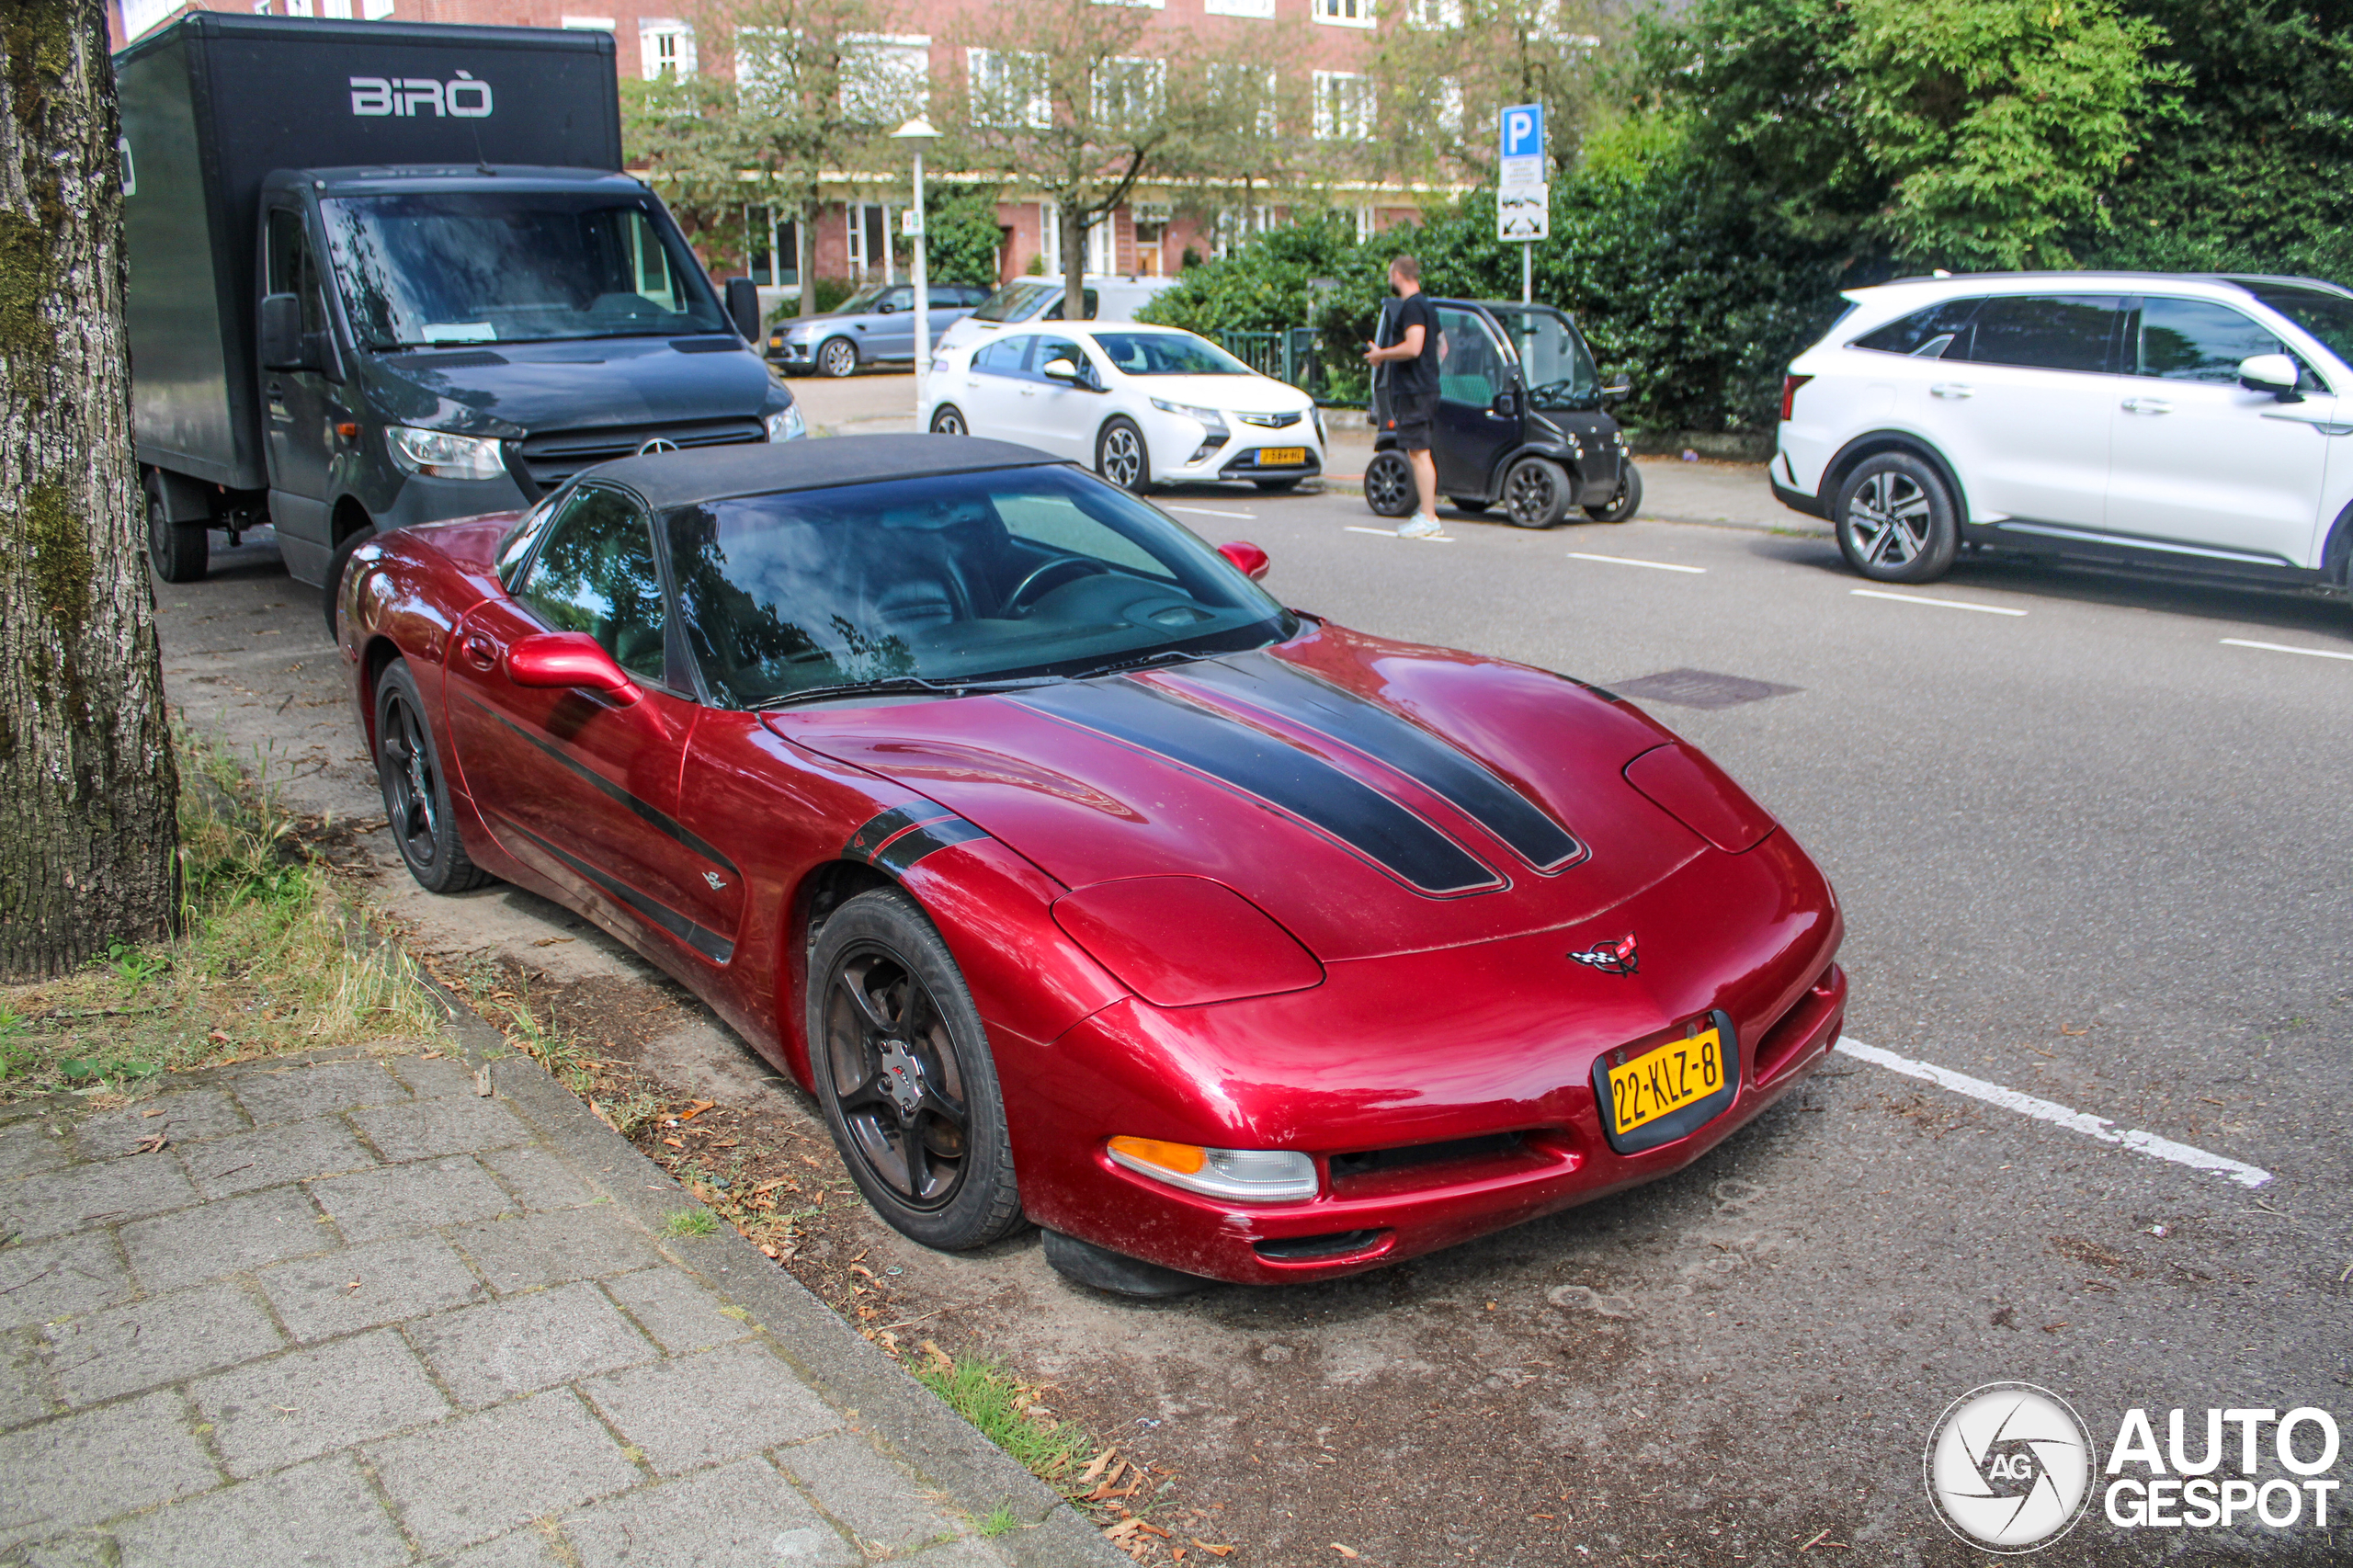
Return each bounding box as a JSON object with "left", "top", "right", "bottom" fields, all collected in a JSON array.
[{"left": 341, "top": 436, "right": 1844, "bottom": 1294}]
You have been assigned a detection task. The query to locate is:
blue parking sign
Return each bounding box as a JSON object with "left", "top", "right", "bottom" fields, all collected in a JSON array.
[{"left": 1501, "top": 103, "right": 1543, "bottom": 161}]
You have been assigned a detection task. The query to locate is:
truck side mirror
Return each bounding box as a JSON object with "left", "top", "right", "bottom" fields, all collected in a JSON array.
[
  {"left": 725, "top": 278, "right": 761, "bottom": 344},
  {"left": 258, "top": 293, "right": 313, "bottom": 371}
]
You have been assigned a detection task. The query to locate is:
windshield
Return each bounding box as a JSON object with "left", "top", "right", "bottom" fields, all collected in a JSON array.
[
  {"left": 2235, "top": 282, "right": 2353, "bottom": 369},
  {"left": 1491, "top": 306, "right": 1600, "bottom": 411},
  {"left": 972, "top": 282, "right": 1052, "bottom": 324},
  {"left": 1093, "top": 332, "right": 1254, "bottom": 376},
  {"left": 665, "top": 466, "right": 1295, "bottom": 707},
  {"left": 321, "top": 192, "right": 728, "bottom": 348}
]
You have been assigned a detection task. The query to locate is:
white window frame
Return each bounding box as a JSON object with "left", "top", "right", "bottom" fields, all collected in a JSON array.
[
  {"left": 1039, "top": 201, "right": 1061, "bottom": 276},
  {"left": 1203, "top": 0, "right": 1275, "bottom": 15},
  {"left": 1403, "top": 0, "right": 1459, "bottom": 27},
  {"left": 1313, "top": 71, "right": 1373, "bottom": 140},
  {"left": 561, "top": 15, "right": 615, "bottom": 31},
  {"left": 1208, "top": 61, "right": 1278, "bottom": 137},
  {"left": 842, "top": 33, "right": 931, "bottom": 120},
  {"left": 1437, "top": 76, "right": 1463, "bottom": 137},
  {"left": 1091, "top": 56, "right": 1165, "bottom": 127},
  {"left": 1313, "top": 0, "right": 1375, "bottom": 28},
  {"left": 638, "top": 17, "right": 696, "bottom": 80},
  {"left": 969, "top": 48, "right": 1051, "bottom": 130}
]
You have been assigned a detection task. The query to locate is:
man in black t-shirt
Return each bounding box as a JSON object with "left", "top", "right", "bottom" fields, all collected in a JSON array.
[{"left": 1363, "top": 254, "right": 1446, "bottom": 539}]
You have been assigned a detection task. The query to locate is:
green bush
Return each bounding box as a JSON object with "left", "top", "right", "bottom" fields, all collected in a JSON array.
[{"left": 925, "top": 186, "right": 1010, "bottom": 289}]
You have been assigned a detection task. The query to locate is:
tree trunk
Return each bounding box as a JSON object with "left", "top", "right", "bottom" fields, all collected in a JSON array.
[
  {"left": 0, "top": 0, "right": 178, "bottom": 980},
  {"left": 797, "top": 190, "right": 819, "bottom": 317},
  {"left": 1062, "top": 201, "right": 1086, "bottom": 324}
]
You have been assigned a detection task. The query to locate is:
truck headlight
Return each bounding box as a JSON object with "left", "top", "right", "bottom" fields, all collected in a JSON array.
[
  {"left": 766, "top": 405, "right": 807, "bottom": 441},
  {"left": 1106, "top": 1137, "right": 1318, "bottom": 1204},
  {"left": 387, "top": 426, "right": 506, "bottom": 482}
]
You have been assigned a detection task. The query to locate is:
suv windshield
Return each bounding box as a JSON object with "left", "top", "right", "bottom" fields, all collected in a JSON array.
[
  {"left": 972, "top": 282, "right": 1052, "bottom": 324},
  {"left": 1093, "top": 333, "right": 1253, "bottom": 375},
  {"left": 322, "top": 191, "right": 727, "bottom": 348},
  {"left": 665, "top": 466, "right": 1295, "bottom": 706},
  {"left": 2234, "top": 282, "right": 2353, "bottom": 369},
  {"left": 1490, "top": 305, "right": 1599, "bottom": 410}
]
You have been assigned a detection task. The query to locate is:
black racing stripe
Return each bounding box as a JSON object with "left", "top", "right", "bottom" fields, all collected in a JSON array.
[
  {"left": 1177, "top": 655, "right": 1586, "bottom": 873},
  {"left": 1012, "top": 680, "right": 1498, "bottom": 896},
  {"left": 844, "top": 801, "right": 961, "bottom": 863},
  {"left": 504, "top": 819, "right": 734, "bottom": 964},
  {"left": 872, "top": 816, "right": 991, "bottom": 874},
  {"left": 463, "top": 697, "right": 741, "bottom": 879}
]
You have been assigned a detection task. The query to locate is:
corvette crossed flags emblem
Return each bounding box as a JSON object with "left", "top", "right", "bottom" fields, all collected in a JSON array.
[{"left": 1566, "top": 933, "right": 1639, "bottom": 976}]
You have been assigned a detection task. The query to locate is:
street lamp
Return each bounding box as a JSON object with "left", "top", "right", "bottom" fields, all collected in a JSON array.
[{"left": 891, "top": 117, "right": 940, "bottom": 424}]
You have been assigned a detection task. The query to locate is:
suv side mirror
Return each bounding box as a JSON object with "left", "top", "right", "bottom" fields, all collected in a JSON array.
[
  {"left": 725, "top": 277, "right": 762, "bottom": 343},
  {"left": 1601, "top": 375, "right": 1631, "bottom": 401},
  {"left": 258, "top": 293, "right": 313, "bottom": 371},
  {"left": 876, "top": 299, "right": 896, "bottom": 314},
  {"left": 2238, "top": 353, "right": 2302, "bottom": 402}
]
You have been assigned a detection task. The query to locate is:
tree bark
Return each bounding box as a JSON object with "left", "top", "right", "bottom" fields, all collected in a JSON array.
[
  {"left": 798, "top": 188, "right": 818, "bottom": 316},
  {"left": 1063, "top": 201, "right": 1086, "bottom": 324},
  {"left": 0, "top": 0, "right": 178, "bottom": 980}
]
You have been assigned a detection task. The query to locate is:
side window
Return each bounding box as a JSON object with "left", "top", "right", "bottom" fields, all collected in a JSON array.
[
  {"left": 1433, "top": 307, "right": 1503, "bottom": 406},
  {"left": 2138, "top": 298, "right": 2289, "bottom": 383},
  {"left": 266, "top": 208, "right": 325, "bottom": 335},
  {"left": 1853, "top": 299, "right": 1981, "bottom": 359},
  {"left": 884, "top": 287, "right": 915, "bottom": 312},
  {"left": 515, "top": 487, "right": 669, "bottom": 682},
  {"left": 973, "top": 335, "right": 1032, "bottom": 378},
  {"left": 1960, "top": 295, "right": 2122, "bottom": 374}
]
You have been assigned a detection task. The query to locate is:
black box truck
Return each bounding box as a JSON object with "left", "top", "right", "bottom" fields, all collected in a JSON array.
[{"left": 118, "top": 13, "right": 798, "bottom": 619}]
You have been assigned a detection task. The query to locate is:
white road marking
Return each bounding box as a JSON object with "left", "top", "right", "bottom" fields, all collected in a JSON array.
[
  {"left": 1567, "top": 551, "right": 1705, "bottom": 574},
  {"left": 1344, "top": 526, "right": 1456, "bottom": 543},
  {"left": 1166, "top": 505, "right": 1257, "bottom": 520},
  {"left": 1850, "top": 588, "right": 2027, "bottom": 616},
  {"left": 1836, "top": 1037, "right": 2274, "bottom": 1188},
  {"left": 2220, "top": 638, "right": 2353, "bottom": 663}
]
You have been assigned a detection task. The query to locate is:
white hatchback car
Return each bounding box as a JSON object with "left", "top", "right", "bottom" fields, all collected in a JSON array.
[
  {"left": 1773, "top": 273, "right": 2353, "bottom": 593},
  {"left": 924, "top": 323, "right": 1326, "bottom": 493}
]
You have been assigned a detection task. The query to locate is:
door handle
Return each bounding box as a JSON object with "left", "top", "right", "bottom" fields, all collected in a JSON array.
[
  {"left": 461, "top": 633, "right": 499, "bottom": 671},
  {"left": 1929, "top": 383, "right": 1972, "bottom": 399},
  {"left": 2121, "top": 397, "right": 2171, "bottom": 414}
]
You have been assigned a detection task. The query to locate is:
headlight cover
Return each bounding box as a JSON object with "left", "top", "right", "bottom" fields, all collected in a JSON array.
[
  {"left": 1106, "top": 1137, "right": 1319, "bottom": 1204},
  {"left": 387, "top": 426, "right": 506, "bottom": 482},
  {"left": 1051, "top": 874, "right": 1322, "bottom": 1006},
  {"left": 766, "top": 405, "right": 807, "bottom": 441},
  {"left": 1150, "top": 397, "right": 1229, "bottom": 437}
]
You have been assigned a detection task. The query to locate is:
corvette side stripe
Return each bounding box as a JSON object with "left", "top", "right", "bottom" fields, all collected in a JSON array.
[
  {"left": 844, "top": 801, "right": 961, "bottom": 862},
  {"left": 1175, "top": 655, "right": 1586, "bottom": 873},
  {"left": 873, "top": 817, "right": 991, "bottom": 874},
  {"left": 844, "top": 804, "right": 992, "bottom": 873},
  {"left": 462, "top": 698, "right": 741, "bottom": 878},
  {"left": 1011, "top": 680, "right": 1500, "bottom": 896},
  {"left": 504, "top": 820, "right": 734, "bottom": 964}
]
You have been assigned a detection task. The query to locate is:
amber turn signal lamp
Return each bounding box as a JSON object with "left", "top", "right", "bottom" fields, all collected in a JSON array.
[{"left": 1106, "top": 1135, "right": 1208, "bottom": 1176}]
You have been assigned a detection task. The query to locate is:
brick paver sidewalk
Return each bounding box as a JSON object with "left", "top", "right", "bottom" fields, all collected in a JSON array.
[{"left": 0, "top": 1045, "right": 1117, "bottom": 1568}]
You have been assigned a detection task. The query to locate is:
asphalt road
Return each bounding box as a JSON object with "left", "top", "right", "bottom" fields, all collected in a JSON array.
[{"left": 152, "top": 456, "right": 2353, "bottom": 1566}]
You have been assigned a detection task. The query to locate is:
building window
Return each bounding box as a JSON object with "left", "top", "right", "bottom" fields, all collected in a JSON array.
[
  {"left": 1212, "top": 205, "right": 1276, "bottom": 259},
  {"left": 639, "top": 18, "right": 695, "bottom": 80},
  {"left": 1092, "top": 57, "right": 1165, "bottom": 127},
  {"left": 1403, "top": 0, "right": 1458, "bottom": 26},
  {"left": 969, "top": 48, "right": 1051, "bottom": 130},
  {"left": 746, "top": 206, "right": 798, "bottom": 288},
  {"left": 1313, "top": 72, "right": 1373, "bottom": 140},
  {"left": 847, "top": 203, "right": 896, "bottom": 280},
  {"left": 1313, "top": 0, "right": 1374, "bottom": 28},
  {"left": 1437, "top": 76, "right": 1463, "bottom": 136},
  {"left": 1203, "top": 0, "right": 1274, "bottom": 15},
  {"left": 842, "top": 34, "right": 930, "bottom": 121},
  {"left": 1208, "top": 62, "right": 1278, "bottom": 136}
]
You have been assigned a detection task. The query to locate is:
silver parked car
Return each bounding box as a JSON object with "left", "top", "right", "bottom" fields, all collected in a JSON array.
[{"left": 767, "top": 282, "right": 993, "bottom": 377}]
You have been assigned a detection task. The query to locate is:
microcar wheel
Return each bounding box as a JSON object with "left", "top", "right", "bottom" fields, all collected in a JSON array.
[
  {"left": 818, "top": 337, "right": 858, "bottom": 378},
  {"left": 1096, "top": 417, "right": 1149, "bottom": 492},
  {"left": 928, "top": 404, "right": 967, "bottom": 436},
  {"left": 1582, "top": 462, "right": 1643, "bottom": 523},
  {"left": 374, "top": 660, "right": 490, "bottom": 894},
  {"left": 809, "top": 890, "right": 1023, "bottom": 1252},
  {"left": 1502, "top": 456, "right": 1572, "bottom": 528},
  {"left": 1835, "top": 453, "right": 1959, "bottom": 583},
  {"left": 1363, "top": 451, "right": 1416, "bottom": 518},
  {"left": 144, "top": 472, "right": 208, "bottom": 585}
]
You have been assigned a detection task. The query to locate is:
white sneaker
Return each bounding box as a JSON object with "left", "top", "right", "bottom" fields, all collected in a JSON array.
[{"left": 1396, "top": 515, "right": 1448, "bottom": 540}]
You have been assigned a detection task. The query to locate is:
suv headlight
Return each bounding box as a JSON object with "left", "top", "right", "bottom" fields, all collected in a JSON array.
[
  {"left": 387, "top": 426, "right": 506, "bottom": 482},
  {"left": 766, "top": 405, "right": 807, "bottom": 441}
]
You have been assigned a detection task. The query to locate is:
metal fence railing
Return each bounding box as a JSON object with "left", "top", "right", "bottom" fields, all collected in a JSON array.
[{"left": 1219, "top": 328, "right": 1325, "bottom": 399}]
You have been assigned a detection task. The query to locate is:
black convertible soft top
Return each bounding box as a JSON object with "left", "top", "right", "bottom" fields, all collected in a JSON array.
[{"left": 583, "top": 434, "right": 1058, "bottom": 511}]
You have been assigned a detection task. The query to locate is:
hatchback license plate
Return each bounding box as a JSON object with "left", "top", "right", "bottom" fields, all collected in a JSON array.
[
  {"left": 1608, "top": 1025, "right": 1726, "bottom": 1136},
  {"left": 1257, "top": 447, "right": 1305, "bottom": 466}
]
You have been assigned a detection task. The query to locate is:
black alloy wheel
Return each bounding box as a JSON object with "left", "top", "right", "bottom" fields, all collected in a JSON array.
[
  {"left": 818, "top": 337, "right": 858, "bottom": 378},
  {"left": 373, "top": 659, "right": 490, "bottom": 894},
  {"left": 809, "top": 890, "right": 1022, "bottom": 1251},
  {"left": 1582, "top": 462, "right": 1643, "bottom": 523},
  {"left": 1502, "top": 455, "right": 1573, "bottom": 528},
  {"left": 1096, "top": 416, "right": 1149, "bottom": 492},
  {"left": 1835, "top": 452, "right": 1959, "bottom": 583},
  {"left": 1363, "top": 450, "right": 1416, "bottom": 517},
  {"left": 928, "top": 404, "right": 968, "bottom": 436},
  {"left": 144, "top": 472, "right": 209, "bottom": 585}
]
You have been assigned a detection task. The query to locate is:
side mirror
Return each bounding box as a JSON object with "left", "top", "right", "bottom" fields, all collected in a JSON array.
[
  {"left": 1601, "top": 375, "right": 1631, "bottom": 401},
  {"left": 875, "top": 299, "right": 896, "bottom": 314},
  {"left": 2239, "top": 353, "right": 2301, "bottom": 402},
  {"left": 725, "top": 277, "right": 762, "bottom": 344},
  {"left": 1490, "top": 388, "right": 1518, "bottom": 417},
  {"left": 1217, "top": 540, "right": 1270, "bottom": 582},
  {"left": 258, "top": 293, "right": 313, "bottom": 371},
  {"left": 1040, "top": 357, "right": 1083, "bottom": 384},
  {"left": 505, "top": 631, "right": 642, "bottom": 705}
]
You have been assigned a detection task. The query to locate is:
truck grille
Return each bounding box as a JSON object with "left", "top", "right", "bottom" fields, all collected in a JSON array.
[{"left": 514, "top": 418, "right": 767, "bottom": 491}]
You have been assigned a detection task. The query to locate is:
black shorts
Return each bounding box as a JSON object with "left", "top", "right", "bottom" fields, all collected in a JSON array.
[{"left": 1391, "top": 389, "right": 1435, "bottom": 452}]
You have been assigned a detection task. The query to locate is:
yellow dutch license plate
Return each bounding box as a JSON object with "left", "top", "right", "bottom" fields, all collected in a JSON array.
[
  {"left": 1608, "top": 1025, "right": 1728, "bottom": 1136},
  {"left": 1257, "top": 448, "right": 1306, "bottom": 466}
]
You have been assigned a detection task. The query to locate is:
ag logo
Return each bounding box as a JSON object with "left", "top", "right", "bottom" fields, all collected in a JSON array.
[
  {"left": 1925, "top": 1382, "right": 2096, "bottom": 1552},
  {"left": 636, "top": 437, "right": 680, "bottom": 455}
]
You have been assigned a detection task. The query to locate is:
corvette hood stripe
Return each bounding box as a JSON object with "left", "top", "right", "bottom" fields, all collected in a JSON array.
[
  {"left": 1011, "top": 679, "right": 1500, "bottom": 896},
  {"left": 1172, "top": 655, "right": 1586, "bottom": 873}
]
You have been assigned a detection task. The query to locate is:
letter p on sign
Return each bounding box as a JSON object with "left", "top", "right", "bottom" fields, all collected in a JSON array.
[{"left": 1501, "top": 103, "right": 1542, "bottom": 161}]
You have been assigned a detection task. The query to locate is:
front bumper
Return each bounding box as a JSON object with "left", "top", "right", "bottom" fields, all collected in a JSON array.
[{"left": 767, "top": 337, "right": 815, "bottom": 368}]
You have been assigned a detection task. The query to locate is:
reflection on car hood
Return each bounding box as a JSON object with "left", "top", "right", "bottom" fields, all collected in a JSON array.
[
  {"left": 772, "top": 626, "right": 1718, "bottom": 962},
  {"left": 1125, "top": 372, "right": 1313, "bottom": 415},
  {"left": 362, "top": 336, "right": 776, "bottom": 437}
]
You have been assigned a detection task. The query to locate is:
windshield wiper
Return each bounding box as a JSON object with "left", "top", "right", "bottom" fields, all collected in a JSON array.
[
  {"left": 756, "top": 672, "right": 1060, "bottom": 710},
  {"left": 1076, "top": 646, "right": 1217, "bottom": 681}
]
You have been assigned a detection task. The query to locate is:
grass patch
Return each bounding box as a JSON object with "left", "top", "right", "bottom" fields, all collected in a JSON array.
[
  {"left": 661, "top": 1207, "right": 721, "bottom": 1238},
  {"left": 978, "top": 1503, "right": 1019, "bottom": 1538},
  {"left": 913, "top": 1356, "right": 1091, "bottom": 1483},
  {"left": 0, "top": 729, "right": 445, "bottom": 1099}
]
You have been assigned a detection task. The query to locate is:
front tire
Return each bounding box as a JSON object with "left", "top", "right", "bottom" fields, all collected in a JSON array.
[
  {"left": 1502, "top": 456, "right": 1573, "bottom": 528},
  {"left": 374, "top": 660, "right": 490, "bottom": 894},
  {"left": 1363, "top": 450, "right": 1416, "bottom": 518},
  {"left": 1835, "top": 453, "right": 1959, "bottom": 583},
  {"left": 1096, "top": 416, "right": 1149, "bottom": 492},
  {"left": 809, "top": 890, "right": 1023, "bottom": 1252},
  {"left": 817, "top": 337, "right": 858, "bottom": 378},
  {"left": 323, "top": 525, "right": 375, "bottom": 641},
  {"left": 1582, "top": 462, "right": 1643, "bottom": 523},
  {"left": 145, "top": 472, "right": 208, "bottom": 585},
  {"left": 928, "top": 404, "right": 968, "bottom": 436}
]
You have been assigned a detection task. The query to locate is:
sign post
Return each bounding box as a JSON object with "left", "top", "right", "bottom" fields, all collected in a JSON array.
[{"left": 1496, "top": 102, "right": 1546, "bottom": 303}]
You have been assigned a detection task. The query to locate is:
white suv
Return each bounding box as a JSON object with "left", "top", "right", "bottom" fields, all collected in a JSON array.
[{"left": 1772, "top": 273, "right": 2353, "bottom": 593}]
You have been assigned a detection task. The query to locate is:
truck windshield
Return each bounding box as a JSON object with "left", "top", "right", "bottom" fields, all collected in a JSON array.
[
  {"left": 1491, "top": 306, "right": 1600, "bottom": 411},
  {"left": 320, "top": 192, "right": 729, "bottom": 348}
]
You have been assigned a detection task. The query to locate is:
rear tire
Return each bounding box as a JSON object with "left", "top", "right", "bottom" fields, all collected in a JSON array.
[
  {"left": 323, "top": 524, "right": 375, "bottom": 641},
  {"left": 817, "top": 337, "right": 858, "bottom": 378},
  {"left": 145, "top": 472, "right": 208, "bottom": 585},
  {"left": 1363, "top": 450, "right": 1416, "bottom": 518},
  {"left": 1096, "top": 416, "right": 1149, "bottom": 492},
  {"left": 928, "top": 404, "right": 968, "bottom": 436},
  {"left": 1835, "top": 452, "right": 1959, "bottom": 583},
  {"left": 1582, "top": 462, "right": 1643, "bottom": 523},
  {"left": 1502, "top": 456, "right": 1572, "bottom": 528},
  {"left": 374, "top": 659, "right": 491, "bottom": 894}
]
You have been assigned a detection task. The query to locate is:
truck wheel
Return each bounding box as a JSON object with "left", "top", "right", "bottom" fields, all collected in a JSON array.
[
  {"left": 818, "top": 338, "right": 858, "bottom": 378},
  {"left": 145, "top": 472, "right": 208, "bottom": 584},
  {"left": 1502, "top": 456, "right": 1572, "bottom": 528},
  {"left": 1582, "top": 463, "right": 1643, "bottom": 523},
  {"left": 1363, "top": 451, "right": 1416, "bottom": 517},
  {"left": 324, "top": 525, "right": 375, "bottom": 641}
]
